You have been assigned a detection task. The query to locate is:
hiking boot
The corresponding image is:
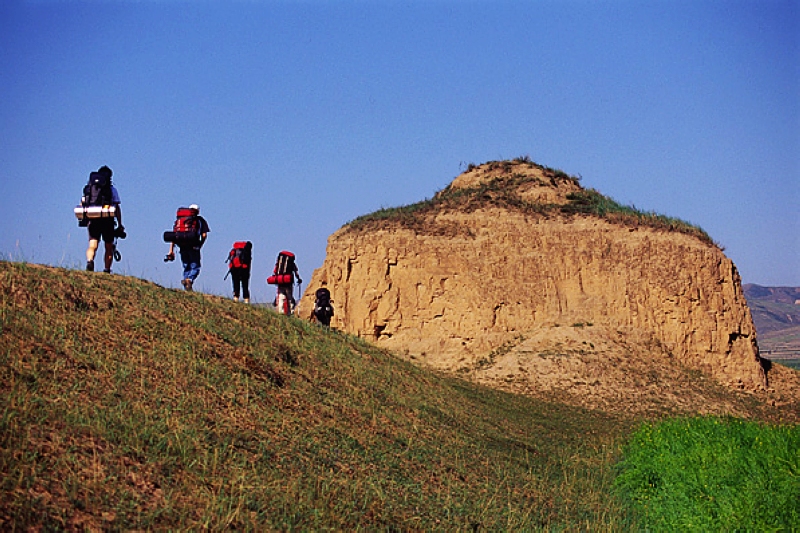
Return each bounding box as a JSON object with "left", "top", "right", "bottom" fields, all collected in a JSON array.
[
  {"left": 103, "top": 268, "right": 111, "bottom": 274},
  {"left": 182, "top": 279, "right": 193, "bottom": 291},
  {"left": 233, "top": 296, "right": 239, "bottom": 302},
  {"left": 86, "top": 260, "right": 94, "bottom": 272},
  {"left": 243, "top": 298, "right": 250, "bottom": 304}
]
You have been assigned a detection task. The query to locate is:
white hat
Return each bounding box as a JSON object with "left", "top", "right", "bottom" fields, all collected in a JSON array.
[{"left": 190, "top": 204, "right": 199, "bottom": 212}]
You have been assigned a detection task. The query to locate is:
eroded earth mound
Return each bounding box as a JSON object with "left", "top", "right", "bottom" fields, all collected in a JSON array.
[{"left": 302, "top": 160, "right": 798, "bottom": 416}]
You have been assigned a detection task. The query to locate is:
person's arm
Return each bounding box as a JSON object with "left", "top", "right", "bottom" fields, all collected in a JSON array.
[
  {"left": 198, "top": 218, "right": 209, "bottom": 247},
  {"left": 112, "top": 187, "right": 123, "bottom": 227}
]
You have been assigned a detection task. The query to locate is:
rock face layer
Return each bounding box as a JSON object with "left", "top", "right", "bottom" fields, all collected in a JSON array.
[{"left": 302, "top": 161, "right": 765, "bottom": 396}]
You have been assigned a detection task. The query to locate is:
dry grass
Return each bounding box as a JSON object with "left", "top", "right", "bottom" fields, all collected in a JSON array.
[
  {"left": 1, "top": 261, "right": 637, "bottom": 530},
  {"left": 346, "top": 159, "right": 718, "bottom": 248}
]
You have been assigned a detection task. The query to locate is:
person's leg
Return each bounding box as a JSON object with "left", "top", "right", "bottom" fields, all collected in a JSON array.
[
  {"left": 232, "top": 270, "right": 241, "bottom": 300},
  {"left": 242, "top": 271, "right": 251, "bottom": 301},
  {"left": 276, "top": 285, "right": 289, "bottom": 314},
  {"left": 280, "top": 285, "right": 294, "bottom": 314},
  {"left": 86, "top": 239, "right": 99, "bottom": 270},
  {"left": 187, "top": 260, "right": 201, "bottom": 281},
  {"left": 184, "top": 249, "right": 201, "bottom": 290},
  {"left": 86, "top": 222, "right": 102, "bottom": 270},
  {"left": 103, "top": 241, "right": 114, "bottom": 272},
  {"left": 179, "top": 248, "right": 194, "bottom": 290},
  {"left": 189, "top": 250, "right": 202, "bottom": 281}
]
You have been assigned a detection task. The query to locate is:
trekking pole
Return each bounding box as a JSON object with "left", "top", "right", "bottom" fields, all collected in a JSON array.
[
  {"left": 223, "top": 254, "right": 231, "bottom": 280},
  {"left": 295, "top": 279, "right": 303, "bottom": 316}
]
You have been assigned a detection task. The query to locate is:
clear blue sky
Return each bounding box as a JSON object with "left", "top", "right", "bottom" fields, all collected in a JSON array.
[{"left": 1, "top": 0, "right": 798, "bottom": 301}]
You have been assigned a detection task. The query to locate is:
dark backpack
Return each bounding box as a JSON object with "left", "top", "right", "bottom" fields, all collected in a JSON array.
[
  {"left": 314, "top": 287, "right": 334, "bottom": 321},
  {"left": 227, "top": 241, "right": 251, "bottom": 269},
  {"left": 275, "top": 251, "right": 295, "bottom": 276},
  {"left": 266, "top": 251, "right": 297, "bottom": 285},
  {"left": 82, "top": 171, "right": 113, "bottom": 207},
  {"left": 163, "top": 207, "right": 202, "bottom": 245}
]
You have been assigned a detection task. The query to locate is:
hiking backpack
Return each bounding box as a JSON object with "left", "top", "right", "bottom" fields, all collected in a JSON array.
[
  {"left": 227, "top": 241, "right": 251, "bottom": 269},
  {"left": 313, "top": 287, "right": 334, "bottom": 322},
  {"left": 267, "top": 251, "right": 296, "bottom": 285},
  {"left": 163, "top": 207, "right": 202, "bottom": 245},
  {"left": 82, "top": 171, "right": 114, "bottom": 207},
  {"left": 76, "top": 171, "right": 116, "bottom": 226}
]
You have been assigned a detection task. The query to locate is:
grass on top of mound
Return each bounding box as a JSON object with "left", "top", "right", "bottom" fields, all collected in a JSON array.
[{"left": 346, "top": 158, "right": 717, "bottom": 247}]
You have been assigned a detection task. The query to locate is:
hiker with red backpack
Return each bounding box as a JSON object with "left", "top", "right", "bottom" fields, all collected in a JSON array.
[
  {"left": 163, "top": 204, "right": 210, "bottom": 291},
  {"left": 224, "top": 241, "right": 252, "bottom": 303},
  {"left": 77, "top": 165, "right": 124, "bottom": 273},
  {"left": 267, "top": 251, "right": 302, "bottom": 315}
]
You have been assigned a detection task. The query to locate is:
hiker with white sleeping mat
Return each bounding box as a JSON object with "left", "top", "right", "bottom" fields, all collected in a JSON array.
[{"left": 75, "top": 165, "right": 125, "bottom": 274}]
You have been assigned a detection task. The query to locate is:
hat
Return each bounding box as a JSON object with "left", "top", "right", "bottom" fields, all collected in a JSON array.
[{"left": 190, "top": 204, "right": 199, "bottom": 212}]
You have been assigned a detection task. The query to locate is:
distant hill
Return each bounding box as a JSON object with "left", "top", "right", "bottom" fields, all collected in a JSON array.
[{"left": 744, "top": 284, "right": 800, "bottom": 364}]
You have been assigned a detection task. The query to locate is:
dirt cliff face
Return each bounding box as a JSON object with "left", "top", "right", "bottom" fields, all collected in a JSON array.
[{"left": 302, "top": 161, "right": 767, "bottom": 410}]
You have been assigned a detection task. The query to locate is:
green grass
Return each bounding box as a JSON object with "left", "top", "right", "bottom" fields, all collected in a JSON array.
[
  {"left": 615, "top": 416, "right": 800, "bottom": 531},
  {"left": 345, "top": 159, "right": 717, "bottom": 247},
  {"left": 560, "top": 189, "right": 718, "bottom": 247},
  {"left": 0, "top": 261, "right": 637, "bottom": 530}
]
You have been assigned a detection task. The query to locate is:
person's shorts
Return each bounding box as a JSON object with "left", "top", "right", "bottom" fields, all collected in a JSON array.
[{"left": 88, "top": 219, "right": 116, "bottom": 243}]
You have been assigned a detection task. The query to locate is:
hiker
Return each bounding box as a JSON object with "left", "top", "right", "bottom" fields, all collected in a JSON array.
[
  {"left": 80, "top": 165, "right": 124, "bottom": 273},
  {"left": 311, "top": 284, "right": 334, "bottom": 327},
  {"left": 163, "top": 204, "right": 210, "bottom": 291},
  {"left": 267, "top": 251, "right": 302, "bottom": 315},
  {"left": 225, "top": 241, "right": 252, "bottom": 303}
]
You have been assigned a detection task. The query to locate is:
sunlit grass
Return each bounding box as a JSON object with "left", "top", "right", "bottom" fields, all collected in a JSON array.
[
  {"left": 5, "top": 262, "right": 793, "bottom": 530},
  {"left": 345, "top": 159, "right": 717, "bottom": 247},
  {"left": 0, "top": 260, "right": 636, "bottom": 530},
  {"left": 615, "top": 416, "right": 800, "bottom": 531}
]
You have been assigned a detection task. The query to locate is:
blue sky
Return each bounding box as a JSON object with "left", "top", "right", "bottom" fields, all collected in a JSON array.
[{"left": 1, "top": 0, "right": 798, "bottom": 301}]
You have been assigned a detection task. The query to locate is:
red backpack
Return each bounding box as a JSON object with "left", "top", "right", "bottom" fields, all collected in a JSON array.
[
  {"left": 163, "top": 207, "right": 201, "bottom": 244},
  {"left": 267, "top": 251, "right": 296, "bottom": 285},
  {"left": 227, "top": 241, "right": 251, "bottom": 269}
]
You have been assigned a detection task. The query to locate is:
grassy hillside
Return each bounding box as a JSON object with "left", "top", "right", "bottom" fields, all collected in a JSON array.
[{"left": 1, "top": 261, "right": 636, "bottom": 530}]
